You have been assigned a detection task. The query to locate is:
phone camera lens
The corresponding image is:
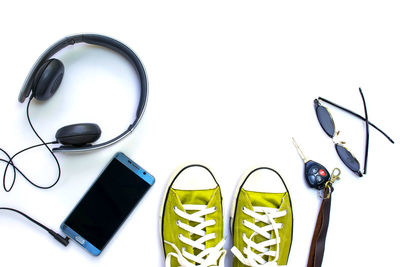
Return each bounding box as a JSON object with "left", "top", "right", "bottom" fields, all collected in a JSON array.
[{"left": 143, "top": 172, "right": 147, "bottom": 175}]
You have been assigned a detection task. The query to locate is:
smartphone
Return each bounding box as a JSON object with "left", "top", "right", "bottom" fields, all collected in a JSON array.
[{"left": 60, "top": 152, "right": 155, "bottom": 256}]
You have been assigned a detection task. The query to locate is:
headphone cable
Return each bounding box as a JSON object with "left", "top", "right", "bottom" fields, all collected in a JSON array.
[
  {"left": 0, "top": 207, "right": 69, "bottom": 246},
  {"left": 0, "top": 97, "right": 68, "bottom": 246},
  {"left": 1, "top": 96, "right": 61, "bottom": 192},
  {"left": 1, "top": 141, "right": 58, "bottom": 191}
]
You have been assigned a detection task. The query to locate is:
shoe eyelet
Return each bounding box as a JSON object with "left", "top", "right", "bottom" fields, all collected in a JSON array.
[
  {"left": 178, "top": 234, "right": 183, "bottom": 239},
  {"left": 242, "top": 219, "right": 246, "bottom": 225},
  {"left": 176, "top": 220, "right": 181, "bottom": 226},
  {"left": 242, "top": 233, "right": 246, "bottom": 239},
  {"left": 241, "top": 206, "right": 245, "bottom": 212},
  {"left": 213, "top": 207, "right": 217, "bottom": 212}
]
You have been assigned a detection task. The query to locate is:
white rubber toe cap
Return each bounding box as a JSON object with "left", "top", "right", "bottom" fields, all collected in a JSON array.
[
  {"left": 242, "top": 168, "right": 287, "bottom": 193},
  {"left": 171, "top": 165, "right": 218, "bottom": 190}
]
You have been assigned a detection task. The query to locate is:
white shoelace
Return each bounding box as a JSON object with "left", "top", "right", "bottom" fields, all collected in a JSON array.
[
  {"left": 165, "top": 204, "right": 226, "bottom": 267},
  {"left": 231, "top": 206, "right": 287, "bottom": 267}
]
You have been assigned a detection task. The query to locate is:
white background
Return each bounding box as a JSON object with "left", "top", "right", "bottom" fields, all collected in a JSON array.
[{"left": 0, "top": 1, "right": 399, "bottom": 266}]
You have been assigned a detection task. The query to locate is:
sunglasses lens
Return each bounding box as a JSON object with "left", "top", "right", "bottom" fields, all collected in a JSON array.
[
  {"left": 335, "top": 144, "right": 361, "bottom": 173},
  {"left": 316, "top": 106, "right": 335, "bottom": 138}
]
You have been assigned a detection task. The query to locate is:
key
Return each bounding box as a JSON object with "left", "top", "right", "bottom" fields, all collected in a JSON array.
[{"left": 292, "top": 138, "right": 331, "bottom": 190}]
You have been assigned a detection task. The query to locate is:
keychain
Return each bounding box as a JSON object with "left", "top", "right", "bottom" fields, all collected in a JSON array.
[
  {"left": 320, "top": 168, "right": 340, "bottom": 199},
  {"left": 292, "top": 138, "right": 341, "bottom": 267}
]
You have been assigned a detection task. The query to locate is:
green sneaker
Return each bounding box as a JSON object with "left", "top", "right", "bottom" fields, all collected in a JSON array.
[
  {"left": 160, "top": 164, "right": 226, "bottom": 267},
  {"left": 230, "top": 167, "right": 293, "bottom": 267}
]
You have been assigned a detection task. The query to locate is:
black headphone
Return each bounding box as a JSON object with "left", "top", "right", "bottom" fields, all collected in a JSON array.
[
  {"left": 18, "top": 34, "right": 148, "bottom": 152},
  {"left": 0, "top": 35, "right": 149, "bottom": 241}
]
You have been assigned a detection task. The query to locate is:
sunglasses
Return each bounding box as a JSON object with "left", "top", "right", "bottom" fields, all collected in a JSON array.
[{"left": 314, "top": 88, "right": 394, "bottom": 177}]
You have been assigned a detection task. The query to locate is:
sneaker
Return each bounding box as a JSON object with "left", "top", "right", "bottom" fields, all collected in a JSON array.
[
  {"left": 230, "top": 167, "right": 293, "bottom": 267},
  {"left": 160, "top": 164, "right": 226, "bottom": 267}
]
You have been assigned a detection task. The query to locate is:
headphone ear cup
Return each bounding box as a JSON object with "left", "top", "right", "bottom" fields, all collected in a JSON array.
[
  {"left": 33, "top": 59, "right": 65, "bottom": 101},
  {"left": 56, "top": 123, "right": 101, "bottom": 147}
]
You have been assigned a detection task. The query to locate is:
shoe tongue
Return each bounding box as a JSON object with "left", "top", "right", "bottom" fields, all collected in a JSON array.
[
  {"left": 245, "top": 190, "right": 285, "bottom": 209},
  {"left": 174, "top": 188, "right": 217, "bottom": 207}
]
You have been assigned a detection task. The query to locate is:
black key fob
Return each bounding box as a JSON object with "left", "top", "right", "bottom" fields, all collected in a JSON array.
[{"left": 304, "top": 160, "right": 330, "bottom": 190}]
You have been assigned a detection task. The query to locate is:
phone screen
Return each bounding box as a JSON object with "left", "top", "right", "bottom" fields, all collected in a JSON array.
[{"left": 62, "top": 153, "right": 154, "bottom": 254}]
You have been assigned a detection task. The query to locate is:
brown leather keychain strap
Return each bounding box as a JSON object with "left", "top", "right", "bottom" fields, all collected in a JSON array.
[{"left": 307, "top": 184, "right": 333, "bottom": 267}]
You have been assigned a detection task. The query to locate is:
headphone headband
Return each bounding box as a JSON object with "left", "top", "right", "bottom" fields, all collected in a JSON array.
[{"left": 19, "top": 34, "right": 148, "bottom": 152}]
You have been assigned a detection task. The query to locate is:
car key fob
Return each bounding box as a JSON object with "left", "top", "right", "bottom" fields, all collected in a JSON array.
[{"left": 304, "top": 160, "right": 330, "bottom": 190}]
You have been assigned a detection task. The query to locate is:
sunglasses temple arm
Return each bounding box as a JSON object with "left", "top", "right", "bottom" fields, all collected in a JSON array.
[
  {"left": 318, "top": 97, "right": 395, "bottom": 144},
  {"left": 359, "top": 88, "right": 369, "bottom": 174}
]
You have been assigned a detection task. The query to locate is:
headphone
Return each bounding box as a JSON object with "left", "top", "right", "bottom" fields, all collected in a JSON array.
[
  {"left": 0, "top": 34, "right": 148, "bottom": 243},
  {"left": 18, "top": 34, "right": 148, "bottom": 152}
]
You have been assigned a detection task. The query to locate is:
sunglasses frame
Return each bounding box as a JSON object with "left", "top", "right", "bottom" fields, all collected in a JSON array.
[
  {"left": 315, "top": 88, "right": 395, "bottom": 177},
  {"left": 314, "top": 98, "right": 363, "bottom": 177}
]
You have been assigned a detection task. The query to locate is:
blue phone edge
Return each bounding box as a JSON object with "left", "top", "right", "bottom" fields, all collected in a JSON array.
[
  {"left": 115, "top": 152, "right": 155, "bottom": 186},
  {"left": 60, "top": 223, "right": 101, "bottom": 256},
  {"left": 60, "top": 152, "right": 155, "bottom": 256}
]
